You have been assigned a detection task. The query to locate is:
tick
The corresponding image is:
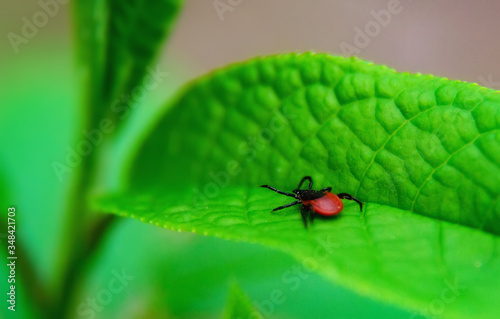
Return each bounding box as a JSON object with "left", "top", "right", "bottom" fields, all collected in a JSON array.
[{"left": 260, "top": 176, "right": 363, "bottom": 228}]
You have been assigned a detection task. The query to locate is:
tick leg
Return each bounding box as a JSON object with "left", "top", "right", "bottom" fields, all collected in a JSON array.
[
  {"left": 271, "top": 200, "right": 301, "bottom": 213},
  {"left": 260, "top": 185, "right": 298, "bottom": 199},
  {"left": 309, "top": 207, "right": 316, "bottom": 225},
  {"left": 295, "top": 176, "right": 313, "bottom": 192},
  {"left": 320, "top": 187, "right": 332, "bottom": 192},
  {"left": 300, "top": 205, "right": 310, "bottom": 228},
  {"left": 337, "top": 193, "right": 363, "bottom": 211}
]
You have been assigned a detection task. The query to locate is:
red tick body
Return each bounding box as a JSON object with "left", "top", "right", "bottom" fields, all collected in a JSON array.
[
  {"left": 300, "top": 191, "right": 343, "bottom": 216},
  {"left": 260, "top": 176, "right": 362, "bottom": 228}
]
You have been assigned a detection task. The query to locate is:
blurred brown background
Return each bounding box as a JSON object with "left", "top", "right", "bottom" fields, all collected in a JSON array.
[{"left": 3, "top": 0, "right": 500, "bottom": 89}]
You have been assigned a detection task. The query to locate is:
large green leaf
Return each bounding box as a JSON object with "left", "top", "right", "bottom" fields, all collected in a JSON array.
[
  {"left": 97, "top": 53, "right": 500, "bottom": 318},
  {"left": 72, "top": 0, "right": 183, "bottom": 124}
]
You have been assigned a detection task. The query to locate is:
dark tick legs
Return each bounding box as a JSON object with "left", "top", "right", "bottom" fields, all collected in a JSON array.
[
  {"left": 260, "top": 185, "right": 298, "bottom": 199},
  {"left": 301, "top": 205, "right": 311, "bottom": 228},
  {"left": 271, "top": 200, "right": 301, "bottom": 212},
  {"left": 260, "top": 184, "right": 303, "bottom": 217},
  {"left": 299, "top": 205, "right": 316, "bottom": 229},
  {"left": 295, "top": 176, "right": 313, "bottom": 193},
  {"left": 337, "top": 193, "right": 363, "bottom": 211}
]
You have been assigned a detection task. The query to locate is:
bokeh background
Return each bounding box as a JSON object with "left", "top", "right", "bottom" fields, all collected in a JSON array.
[{"left": 1, "top": 1, "right": 500, "bottom": 318}]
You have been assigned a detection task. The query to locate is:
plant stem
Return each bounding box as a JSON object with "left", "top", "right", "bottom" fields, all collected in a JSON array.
[
  {"left": 0, "top": 220, "right": 51, "bottom": 317},
  {"left": 52, "top": 144, "right": 95, "bottom": 317},
  {"left": 53, "top": 130, "right": 121, "bottom": 318},
  {"left": 53, "top": 92, "right": 113, "bottom": 317},
  {"left": 56, "top": 214, "right": 117, "bottom": 318}
]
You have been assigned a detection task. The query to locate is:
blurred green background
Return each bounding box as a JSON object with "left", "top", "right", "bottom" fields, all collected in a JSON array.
[{"left": 1, "top": 1, "right": 499, "bottom": 318}]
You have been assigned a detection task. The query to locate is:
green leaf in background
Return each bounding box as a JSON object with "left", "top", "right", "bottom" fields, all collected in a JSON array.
[
  {"left": 97, "top": 53, "right": 500, "bottom": 318},
  {"left": 76, "top": 219, "right": 408, "bottom": 318},
  {"left": 0, "top": 43, "right": 80, "bottom": 318},
  {"left": 223, "top": 283, "right": 261, "bottom": 319},
  {"left": 72, "top": 0, "right": 183, "bottom": 124}
]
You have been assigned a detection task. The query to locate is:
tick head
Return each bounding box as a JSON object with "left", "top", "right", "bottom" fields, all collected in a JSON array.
[{"left": 297, "top": 189, "right": 326, "bottom": 201}]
